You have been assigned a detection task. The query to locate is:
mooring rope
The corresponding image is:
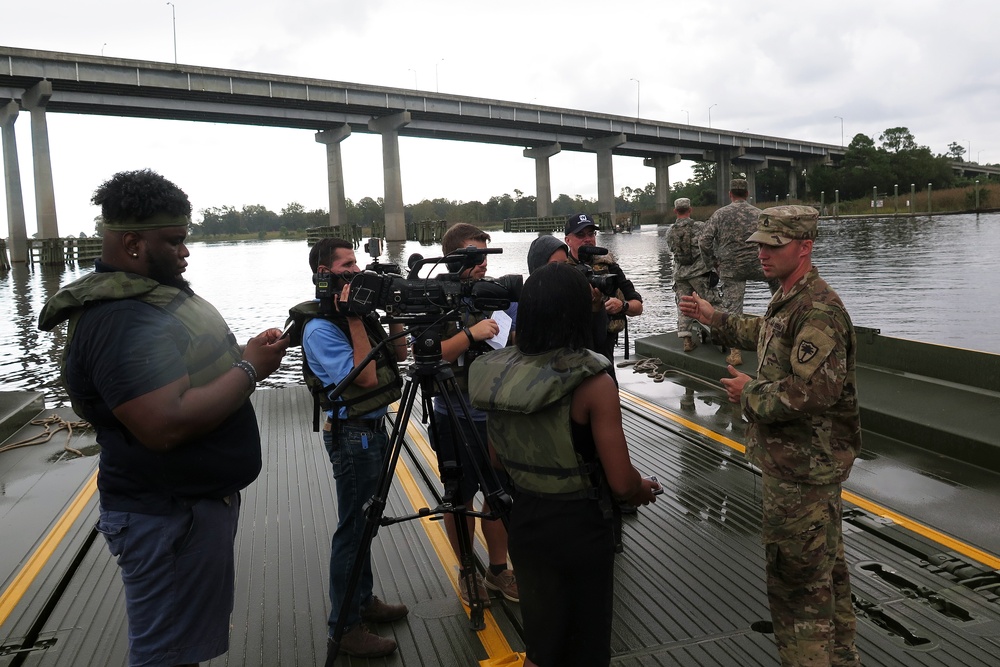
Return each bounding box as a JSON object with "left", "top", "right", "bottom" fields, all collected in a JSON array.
[{"left": 0, "top": 414, "right": 93, "bottom": 457}]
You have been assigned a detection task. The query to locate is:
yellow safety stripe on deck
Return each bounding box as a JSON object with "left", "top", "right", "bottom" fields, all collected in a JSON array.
[
  {"left": 398, "top": 418, "right": 522, "bottom": 666},
  {"left": 0, "top": 469, "right": 98, "bottom": 627},
  {"left": 621, "top": 391, "right": 1000, "bottom": 571}
]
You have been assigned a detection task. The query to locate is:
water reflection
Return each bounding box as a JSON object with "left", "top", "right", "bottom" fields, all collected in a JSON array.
[{"left": 3, "top": 214, "right": 1000, "bottom": 407}]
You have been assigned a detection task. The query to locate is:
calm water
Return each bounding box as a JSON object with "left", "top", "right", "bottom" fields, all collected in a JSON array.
[{"left": 3, "top": 213, "right": 1000, "bottom": 406}]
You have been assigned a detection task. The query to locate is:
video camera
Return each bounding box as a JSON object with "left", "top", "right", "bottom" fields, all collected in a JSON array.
[
  {"left": 575, "top": 246, "right": 621, "bottom": 296},
  {"left": 312, "top": 240, "right": 522, "bottom": 323}
]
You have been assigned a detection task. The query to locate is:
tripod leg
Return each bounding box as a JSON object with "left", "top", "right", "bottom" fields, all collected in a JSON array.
[{"left": 326, "top": 380, "right": 420, "bottom": 664}]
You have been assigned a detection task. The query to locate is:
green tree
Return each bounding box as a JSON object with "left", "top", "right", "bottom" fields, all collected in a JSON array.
[
  {"left": 878, "top": 127, "right": 917, "bottom": 153},
  {"left": 946, "top": 142, "right": 966, "bottom": 161}
]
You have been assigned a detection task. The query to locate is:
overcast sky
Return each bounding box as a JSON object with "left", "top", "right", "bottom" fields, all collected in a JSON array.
[{"left": 2, "top": 1, "right": 997, "bottom": 237}]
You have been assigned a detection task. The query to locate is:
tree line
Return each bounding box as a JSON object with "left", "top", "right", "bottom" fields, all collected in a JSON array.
[{"left": 181, "top": 126, "right": 995, "bottom": 237}]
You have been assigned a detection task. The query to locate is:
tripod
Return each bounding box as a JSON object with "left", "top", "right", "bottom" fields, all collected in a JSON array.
[{"left": 325, "top": 320, "right": 512, "bottom": 664}]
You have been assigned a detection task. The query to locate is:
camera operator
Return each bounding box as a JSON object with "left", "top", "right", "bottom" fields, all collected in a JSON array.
[
  {"left": 302, "top": 238, "right": 409, "bottom": 660},
  {"left": 428, "top": 223, "right": 519, "bottom": 607},
  {"left": 564, "top": 213, "right": 644, "bottom": 384}
]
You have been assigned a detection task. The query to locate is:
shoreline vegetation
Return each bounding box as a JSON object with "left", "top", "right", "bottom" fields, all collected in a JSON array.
[{"left": 184, "top": 182, "right": 998, "bottom": 244}]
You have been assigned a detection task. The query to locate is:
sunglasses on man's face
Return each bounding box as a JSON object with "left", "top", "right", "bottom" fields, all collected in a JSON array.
[{"left": 572, "top": 229, "right": 597, "bottom": 239}]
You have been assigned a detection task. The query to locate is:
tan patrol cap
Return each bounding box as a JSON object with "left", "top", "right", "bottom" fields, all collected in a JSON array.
[{"left": 746, "top": 205, "right": 819, "bottom": 246}]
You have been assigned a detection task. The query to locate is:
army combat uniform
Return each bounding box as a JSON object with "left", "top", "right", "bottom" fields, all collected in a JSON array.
[
  {"left": 666, "top": 216, "right": 716, "bottom": 340},
  {"left": 710, "top": 266, "right": 863, "bottom": 667},
  {"left": 702, "top": 199, "right": 779, "bottom": 314}
]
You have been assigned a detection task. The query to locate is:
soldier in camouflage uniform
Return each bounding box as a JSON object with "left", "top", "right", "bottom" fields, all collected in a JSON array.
[
  {"left": 679, "top": 205, "right": 863, "bottom": 667},
  {"left": 701, "top": 178, "right": 780, "bottom": 365},
  {"left": 666, "top": 197, "right": 716, "bottom": 352}
]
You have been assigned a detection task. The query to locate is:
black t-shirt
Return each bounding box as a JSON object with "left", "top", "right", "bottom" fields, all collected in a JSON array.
[{"left": 64, "top": 296, "right": 261, "bottom": 514}]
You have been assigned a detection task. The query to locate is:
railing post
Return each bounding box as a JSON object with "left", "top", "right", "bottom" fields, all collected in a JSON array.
[
  {"left": 893, "top": 184, "right": 898, "bottom": 217},
  {"left": 834, "top": 190, "right": 839, "bottom": 219},
  {"left": 910, "top": 184, "right": 915, "bottom": 215},
  {"left": 927, "top": 183, "right": 932, "bottom": 217},
  {"left": 872, "top": 186, "right": 878, "bottom": 215},
  {"left": 975, "top": 180, "right": 980, "bottom": 211}
]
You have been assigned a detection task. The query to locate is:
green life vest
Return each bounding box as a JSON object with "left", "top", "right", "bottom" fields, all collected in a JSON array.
[
  {"left": 286, "top": 300, "right": 402, "bottom": 430},
  {"left": 37, "top": 271, "right": 242, "bottom": 416},
  {"left": 468, "top": 347, "right": 610, "bottom": 498}
]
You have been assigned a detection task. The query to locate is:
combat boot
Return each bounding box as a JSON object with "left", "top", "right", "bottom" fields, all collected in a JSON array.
[{"left": 726, "top": 348, "right": 743, "bottom": 366}]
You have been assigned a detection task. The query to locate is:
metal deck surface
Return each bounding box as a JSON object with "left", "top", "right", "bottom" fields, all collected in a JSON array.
[{"left": 2, "top": 373, "right": 1000, "bottom": 665}]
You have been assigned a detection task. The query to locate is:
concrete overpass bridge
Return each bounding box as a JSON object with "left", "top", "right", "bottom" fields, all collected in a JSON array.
[{"left": 1, "top": 45, "right": 846, "bottom": 260}]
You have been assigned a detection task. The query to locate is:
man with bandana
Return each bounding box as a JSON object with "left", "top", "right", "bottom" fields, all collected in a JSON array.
[
  {"left": 679, "top": 205, "right": 862, "bottom": 667},
  {"left": 38, "top": 169, "right": 290, "bottom": 667}
]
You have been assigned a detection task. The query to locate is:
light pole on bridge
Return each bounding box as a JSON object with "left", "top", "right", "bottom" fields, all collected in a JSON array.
[
  {"left": 408, "top": 68, "right": 418, "bottom": 91},
  {"left": 681, "top": 109, "right": 689, "bottom": 125},
  {"left": 834, "top": 115, "right": 843, "bottom": 147},
  {"left": 435, "top": 58, "right": 444, "bottom": 93},
  {"left": 166, "top": 2, "right": 177, "bottom": 65},
  {"left": 708, "top": 103, "right": 717, "bottom": 128},
  {"left": 629, "top": 78, "right": 640, "bottom": 117}
]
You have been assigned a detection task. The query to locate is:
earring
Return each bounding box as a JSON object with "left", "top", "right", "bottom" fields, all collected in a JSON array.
[{"left": 131, "top": 253, "right": 138, "bottom": 258}]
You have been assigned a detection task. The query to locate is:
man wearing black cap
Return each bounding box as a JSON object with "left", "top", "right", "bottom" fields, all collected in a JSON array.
[
  {"left": 564, "top": 213, "right": 643, "bottom": 380},
  {"left": 38, "top": 169, "right": 290, "bottom": 666}
]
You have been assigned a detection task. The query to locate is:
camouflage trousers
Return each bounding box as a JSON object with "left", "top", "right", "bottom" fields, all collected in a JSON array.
[
  {"left": 762, "top": 476, "right": 861, "bottom": 667},
  {"left": 718, "top": 276, "right": 780, "bottom": 316},
  {"left": 672, "top": 273, "right": 717, "bottom": 337}
]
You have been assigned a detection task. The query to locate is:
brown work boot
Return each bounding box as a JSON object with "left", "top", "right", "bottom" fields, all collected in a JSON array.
[
  {"left": 682, "top": 336, "right": 697, "bottom": 353},
  {"left": 361, "top": 595, "right": 409, "bottom": 623},
  {"left": 336, "top": 624, "right": 397, "bottom": 658},
  {"left": 726, "top": 348, "right": 743, "bottom": 366}
]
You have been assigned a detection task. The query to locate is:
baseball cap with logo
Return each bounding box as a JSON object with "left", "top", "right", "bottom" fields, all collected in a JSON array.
[
  {"left": 746, "top": 205, "right": 819, "bottom": 246},
  {"left": 565, "top": 213, "right": 598, "bottom": 235}
]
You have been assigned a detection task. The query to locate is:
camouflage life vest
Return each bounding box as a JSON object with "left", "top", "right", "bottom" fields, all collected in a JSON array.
[
  {"left": 285, "top": 301, "right": 402, "bottom": 429},
  {"left": 468, "top": 347, "right": 610, "bottom": 498},
  {"left": 38, "top": 271, "right": 242, "bottom": 416}
]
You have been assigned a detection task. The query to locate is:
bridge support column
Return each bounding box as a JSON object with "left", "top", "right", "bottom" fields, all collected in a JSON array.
[
  {"left": 715, "top": 150, "right": 733, "bottom": 206},
  {"left": 583, "top": 133, "right": 626, "bottom": 218},
  {"left": 523, "top": 143, "right": 561, "bottom": 217},
  {"left": 644, "top": 154, "right": 682, "bottom": 213},
  {"left": 745, "top": 167, "right": 758, "bottom": 204},
  {"left": 1, "top": 101, "right": 28, "bottom": 264},
  {"left": 22, "top": 81, "right": 59, "bottom": 240},
  {"left": 369, "top": 112, "right": 411, "bottom": 242},
  {"left": 315, "top": 124, "right": 352, "bottom": 229},
  {"left": 788, "top": 161, "right": 799, "bottom": 200}
]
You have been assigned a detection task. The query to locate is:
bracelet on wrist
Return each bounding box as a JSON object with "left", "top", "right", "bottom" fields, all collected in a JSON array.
[
  {"left": 233, "top": 359, "right": 258, "bottom": 390},
  {"left": 463, "top": 327, "right": 476, "bottom": 346}
]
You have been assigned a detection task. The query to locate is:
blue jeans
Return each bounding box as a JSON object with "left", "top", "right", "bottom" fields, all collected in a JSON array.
[{"left": 323, "top": 420, "right": 387, "bottom": 632}]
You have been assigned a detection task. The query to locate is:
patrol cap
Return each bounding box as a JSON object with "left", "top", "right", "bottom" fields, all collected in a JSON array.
[
  {"left": 673, "top": 197, "right": 691, "bottom": 209},
  {"left": 565, "top": 213, "right": 598, "bottom": 235},
  {"left": 747, "top": 205, "right": 819, "bottom": 246},
  {"left": 729, "top": 178, "right": 749, "bottom": 191}
]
